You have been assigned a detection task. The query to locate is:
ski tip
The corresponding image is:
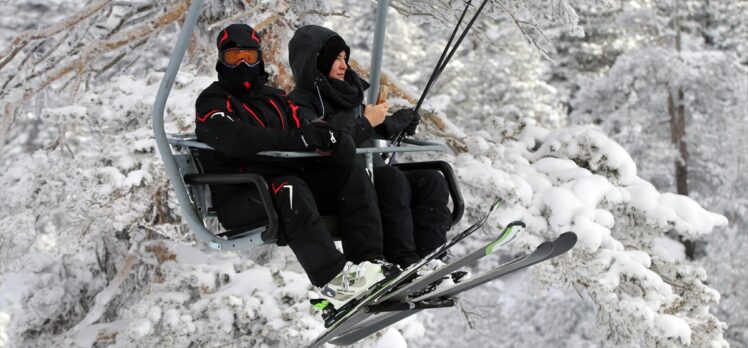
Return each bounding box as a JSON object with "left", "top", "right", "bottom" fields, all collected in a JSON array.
[
  {"left": 558, "top": 231, "right": 578, "bottom": 244},
  {"left": 506, "top": 221, "right": 526, "bottom": 229},
  {"left": 489, "top": 198, "right": 502, "bottom": 211},
  {"left": 536, "top": 240, "right": 554, "bottom": 253}
]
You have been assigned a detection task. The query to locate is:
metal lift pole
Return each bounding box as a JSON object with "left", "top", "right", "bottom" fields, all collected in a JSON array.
[
  {"left": 367, "top": 0, "right": 389, "bottom": 104},
  {"left": 151, "top": 0, "right": 227, "bottom": 248},
  {"left": 364, "top": 0, "right": 389, "bottom": 176}
]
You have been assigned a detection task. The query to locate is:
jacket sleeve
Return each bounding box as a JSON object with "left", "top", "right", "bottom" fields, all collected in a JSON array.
[
  {"left": 195, "top": 93, "right": 305, "bottom": 158},
  {"left": 324, "top": 105, "right": 376, "bottom": 146},
  {"left": 289, "top": 92, "right": 375, "bottom": 145}
]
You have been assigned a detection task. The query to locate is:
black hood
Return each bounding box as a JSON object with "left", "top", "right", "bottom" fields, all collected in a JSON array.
[
  {"left": 215, "top": 24, "right": 269, "bottom": 94},
  {"left": 288, "top": 25, "right": 337, "bottom": 92},
  {"left": 290, "top": 25, "right": 369, "bottom": 92}
]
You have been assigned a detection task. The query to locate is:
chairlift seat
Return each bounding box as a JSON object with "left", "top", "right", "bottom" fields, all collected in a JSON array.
[{"left": 166, "top": 133, "right": 463, "bottom": 250}]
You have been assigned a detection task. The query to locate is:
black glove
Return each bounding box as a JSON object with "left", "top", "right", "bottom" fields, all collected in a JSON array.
[
  {"left": 402, "top": 110, "right": 420, "bottom": 136},
  {"left": 325, "top": 132, "right": 356, "bottom": 166},
  {"left": 299, "top": 122, "right": 340, "bottom": 153},
  {"left": 385, "top": 108, "right": 419, "bottom": 137}
]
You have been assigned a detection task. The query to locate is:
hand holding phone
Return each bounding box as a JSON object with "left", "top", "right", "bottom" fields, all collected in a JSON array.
[{"left": 376, "top": 85, "right": 389, "bottom": 105}]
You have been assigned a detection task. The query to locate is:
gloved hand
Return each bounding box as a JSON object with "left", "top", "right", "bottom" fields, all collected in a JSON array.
[
  {"left": 385, "top": 108, "right": 419, "bottom": 137},
  {"left": 299, "top": 122, "right": 340, "bottom": 154},
  {"left": 325, "top": 132, "right": 356, "bottom": 166},
  {"left": 402, "top": 110, "right": 420, "bottom": 136}
]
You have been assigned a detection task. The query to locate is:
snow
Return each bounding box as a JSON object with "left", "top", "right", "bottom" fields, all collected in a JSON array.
[
  {"left": 652, "top": 237, "right": 686, "bottom": 262},
  {"left": 655, "top": 314, "right": 692, "bottom": 345},
  {"left": 10, "top": 96, "right": 722, "bottom": 345},
  {"left": 527, "top": 126, "right": 639, "bottom": 185},
  {"left": 0, "top": 1, "right": 738, "bottom": 346},
  {"left": 373, "top": 328, "right": 409, "bottom": 347}
]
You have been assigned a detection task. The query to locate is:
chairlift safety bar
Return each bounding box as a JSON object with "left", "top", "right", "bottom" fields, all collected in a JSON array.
[{"left": 166, "top": 134, "right": 445, "bottom": 157}]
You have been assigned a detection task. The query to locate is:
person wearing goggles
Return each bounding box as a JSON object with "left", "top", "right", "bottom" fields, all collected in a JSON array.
[
  {"left": 220, "top": 47, "right": 262, "bottom": 68},
  {"left": 195, "top": 24, "right": 393, "bottom": 304}
]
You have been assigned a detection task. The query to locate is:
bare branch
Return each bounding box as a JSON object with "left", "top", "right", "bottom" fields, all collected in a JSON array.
[
  {"left": 0, "top": 0, "right": 190, "bottom": 148},
  {"left": 0, "top": 0, "right": 112, "bottom": 70}
]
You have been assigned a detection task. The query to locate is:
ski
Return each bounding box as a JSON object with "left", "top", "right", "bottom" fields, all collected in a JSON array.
[
  {"left": 328, "top": 232, "right": 577, "bottom": 346},
  {"left": 422, "top": 231, "right": 576, "bottom": 300},
  {"left": 305, "top": 198, "right": 504, "bottom": 348},
  {"left": 371, "top": 220, "right": 525, "bottom": 305}
]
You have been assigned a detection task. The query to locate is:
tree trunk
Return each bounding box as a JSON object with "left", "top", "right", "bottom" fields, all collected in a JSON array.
[
  {"left": 669, "top": 0, "right": 694, "bottom": 259},
  {"left": 668, "top": 87, "right": 693, "bottom": 258}
]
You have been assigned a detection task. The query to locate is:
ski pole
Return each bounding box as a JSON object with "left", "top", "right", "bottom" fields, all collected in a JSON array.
[{"left": 386, "top": 0, "right": 491, "bottom": 165}]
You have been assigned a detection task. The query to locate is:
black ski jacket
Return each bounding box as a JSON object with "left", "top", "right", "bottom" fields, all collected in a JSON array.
[
  {"left": 288, "top": 25, "right": 402, "bottom": 167},
  {"left": 194, "top": 81, "right": 307, "bottom": 206}
]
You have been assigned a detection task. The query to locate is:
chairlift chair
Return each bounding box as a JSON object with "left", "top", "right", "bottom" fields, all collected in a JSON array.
[{"left": 152, "top": 0, "right": 464, "bottom": 251}]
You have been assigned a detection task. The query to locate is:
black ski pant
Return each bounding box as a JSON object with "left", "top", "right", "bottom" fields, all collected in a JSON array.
[
  {"left": 373, "top": 166, "right": 451, "bottom": 268},
  {"left": 214, "top": 162, "right": 383, "bottom": 287}
]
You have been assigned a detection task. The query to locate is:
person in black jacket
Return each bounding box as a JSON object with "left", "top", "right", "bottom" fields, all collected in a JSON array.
[
  {"left": 288, "top": 25, "right": 452, "bottom": 269},
  {"left": 195, "top": 24, "right": 393, "bottom": 308}
]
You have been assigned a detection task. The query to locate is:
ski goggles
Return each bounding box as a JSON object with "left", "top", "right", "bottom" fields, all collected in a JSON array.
[{"left": 220, "top": 48, "right": 262, "bottom": 68}]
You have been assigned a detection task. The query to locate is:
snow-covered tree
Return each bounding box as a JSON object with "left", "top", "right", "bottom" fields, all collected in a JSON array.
[
  {"left": 0, "top": 1, "right": 739, "bottom": 347},
  {"left": 562, "top": 1, "right": 748, "bottom": 344}
]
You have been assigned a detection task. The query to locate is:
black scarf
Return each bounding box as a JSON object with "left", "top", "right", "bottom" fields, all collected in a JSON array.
[{"left": 317, "top": 70, "right": 366, "bottom": 111}]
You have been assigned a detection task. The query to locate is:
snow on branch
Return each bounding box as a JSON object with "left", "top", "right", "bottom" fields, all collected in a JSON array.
[
  {"left": 0, "top": 0, "right": 111, "bottom": 71},
  {"left": 453, "top": 118, "right": 728, "bottom": 346},
  {"left": 0, "top": 0, "right": 194, "bottom": 150},
  {"left": 390, "top": 0, "right": 587, "bottom": 56}
]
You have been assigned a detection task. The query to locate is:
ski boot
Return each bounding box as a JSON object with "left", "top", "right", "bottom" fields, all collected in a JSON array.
[{"left": 311, "top": 261, "right": 401, "bottom": 326}]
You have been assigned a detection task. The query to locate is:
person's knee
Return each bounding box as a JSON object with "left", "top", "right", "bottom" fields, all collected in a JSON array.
[
  {"left": 412, "top": 170, "right": 448, "bottom": 193},
  {"left": 269, "top": 175, "right": 316, "bottom": 216},
  {"left": 349, "top": 162, "right": 369, "bottom": 177},
  {"left": 374, "top": 166, "right": 408, "bottom": 189}
]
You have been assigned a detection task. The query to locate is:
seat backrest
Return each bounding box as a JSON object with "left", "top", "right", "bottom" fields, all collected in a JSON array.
[
  {"left": 174, "top": 146, "right": 281, "bottom": 243},
  {"left": 172, "top": 148, "right": 211, "bottom": 219}
]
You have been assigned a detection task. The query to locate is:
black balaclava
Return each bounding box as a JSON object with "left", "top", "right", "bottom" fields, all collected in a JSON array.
[{"left": 215, "top": 24, "right": 268, "bottom": 94}]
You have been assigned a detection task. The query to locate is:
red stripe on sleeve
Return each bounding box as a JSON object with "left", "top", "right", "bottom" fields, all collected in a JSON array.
[
  {"left": 241, "top": 103, "right": 266, "bottom": 127},
  {"left": 268, "top": 98, "right": 285, "bottom": 129},
  {"left": 226, "top": 96, "right": 233, "bottom": 112}
]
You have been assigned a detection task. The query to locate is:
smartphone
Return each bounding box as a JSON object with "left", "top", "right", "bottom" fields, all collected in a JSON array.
[{"left": 376, "top": 85, "right": 389, "bottom": 104}]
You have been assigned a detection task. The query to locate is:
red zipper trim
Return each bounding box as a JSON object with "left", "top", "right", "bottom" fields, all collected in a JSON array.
[
  {"left": 241, "top": 103, "right": 265, "bottom": 127},
  {"left": 288, "top": 101, "right": 301, "bottom": 128},
  {"left": 268, "top": 98, "right": 285, "bottom": 129}
]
